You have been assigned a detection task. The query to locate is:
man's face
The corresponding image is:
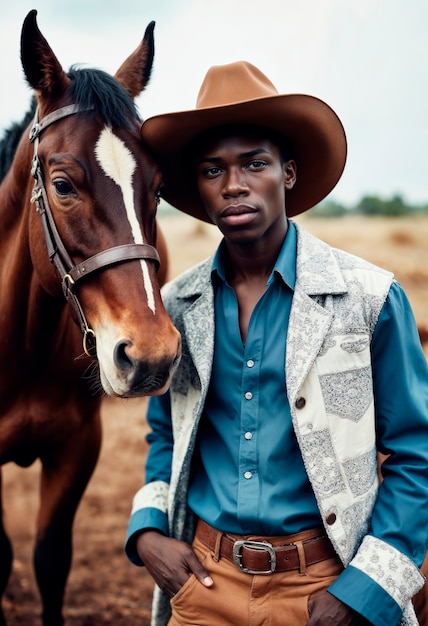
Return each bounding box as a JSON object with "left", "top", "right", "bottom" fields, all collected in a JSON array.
[{"left": 195, "top": 132, "right": 296, "bottom": 244}]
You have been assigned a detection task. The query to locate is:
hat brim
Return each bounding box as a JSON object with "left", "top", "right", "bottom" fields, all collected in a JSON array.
[{"left": 141, "top": 93, "right": 347, "bottom": 221}]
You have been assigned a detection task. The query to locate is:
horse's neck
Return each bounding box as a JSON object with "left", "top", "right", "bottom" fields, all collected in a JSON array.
[
  {"left": 0, "top": 133, "right": 34, "bottom": 234},
  {"left": 0, "top": 144, "right": 36, "bottom": 306},
  {"left": 0, "top": 140, "right": 77, "bottom": 360}
]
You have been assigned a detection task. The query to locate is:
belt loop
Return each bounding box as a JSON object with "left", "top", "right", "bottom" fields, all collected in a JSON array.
[
  {"left": 293, "top": 540, "right": 307, "bottom": 576},
  {"left": 213, "top": 531, "right": 223, "bottom": 562}
]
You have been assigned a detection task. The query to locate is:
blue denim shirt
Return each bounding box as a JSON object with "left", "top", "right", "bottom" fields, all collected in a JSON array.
[{"left": 188, "top": 221, "right": 323, "bottom": 534}]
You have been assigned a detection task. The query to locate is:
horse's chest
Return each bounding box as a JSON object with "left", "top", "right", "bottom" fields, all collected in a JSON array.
[{"left": 0, "top": 391, "right": 99, "bottom": 466}]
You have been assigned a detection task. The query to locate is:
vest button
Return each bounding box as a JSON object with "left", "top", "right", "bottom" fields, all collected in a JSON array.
[
  {"left": 295, "top": 397, "right": 306, "bottom": 409},
  {"left": 326, "top": 513, "right": 337, "bottom": 525}
]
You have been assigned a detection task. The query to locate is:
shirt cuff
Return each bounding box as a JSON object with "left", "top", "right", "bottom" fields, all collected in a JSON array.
[
  {"left": 328, "top": 565, "right": 403, "bottom": 626},
  {"left": 124, "top": 507, "right": 169, "bottom": 566}
]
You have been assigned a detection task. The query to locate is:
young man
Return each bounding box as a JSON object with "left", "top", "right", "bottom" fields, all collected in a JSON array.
[{"left": 125, "top": 61, "right": 428, "bottom": 626}]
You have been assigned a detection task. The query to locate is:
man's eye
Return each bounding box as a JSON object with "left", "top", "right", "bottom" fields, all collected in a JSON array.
[
  {"left": 205, "top": 167, "right": 222, "bottom": 178},
  {"left": 248, "top": 160, "right": 267, "bottom": 170},
  {"left": 53, "top": 179, "right": 75, "bottom": 196}
]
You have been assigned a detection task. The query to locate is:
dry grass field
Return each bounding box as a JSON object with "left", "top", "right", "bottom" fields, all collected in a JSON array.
[{"left": 2, "top": 213, "right": 427, "bottom": 625}]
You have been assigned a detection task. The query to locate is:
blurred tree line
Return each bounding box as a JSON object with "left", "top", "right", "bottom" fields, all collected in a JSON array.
[{"left": 310, "top": 194, "right": 428, "bottom": 217}]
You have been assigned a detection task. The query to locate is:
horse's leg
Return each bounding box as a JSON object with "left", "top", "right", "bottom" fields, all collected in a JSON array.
[
  {"left": 0, "top": 469, "right": 13, "bottom": 626},
  {"left": 34, "top": 410, "right": 102, "bottom": 626}
]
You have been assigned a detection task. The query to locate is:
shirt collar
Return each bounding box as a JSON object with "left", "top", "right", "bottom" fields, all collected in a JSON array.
[{"left": 211, "top": 220, "right": 297, "bottom": 290}]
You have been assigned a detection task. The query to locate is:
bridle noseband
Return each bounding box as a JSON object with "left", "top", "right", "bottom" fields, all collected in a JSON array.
[{"left": 29, "top": 104, "right": 161, "bottom": 357}]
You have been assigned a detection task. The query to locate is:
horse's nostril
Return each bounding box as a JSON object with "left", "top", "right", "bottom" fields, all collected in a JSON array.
[
  {"left": 112, "top": 340, "right": 181, "bottom": 394},
  {"left": 114, "top": 340, "right": 134, "bottom": 372}
]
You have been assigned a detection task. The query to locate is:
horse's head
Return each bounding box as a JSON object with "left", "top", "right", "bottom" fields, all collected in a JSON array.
[{"left": 20, "top": 10, "right": 181, "bottom": 397}]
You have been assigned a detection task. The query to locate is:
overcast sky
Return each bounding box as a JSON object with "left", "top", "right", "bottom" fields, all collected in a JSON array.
[{"left": 1, "top": 0, "right": 427, "bottom": 207}]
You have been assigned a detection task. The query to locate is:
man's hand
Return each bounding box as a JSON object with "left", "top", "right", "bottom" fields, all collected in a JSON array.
[
  {"left": 136, "top": 531, "right": 213, "bottom": 598},
  {"left": 307, "top": 592, "right": 371, "bottom": 625}
]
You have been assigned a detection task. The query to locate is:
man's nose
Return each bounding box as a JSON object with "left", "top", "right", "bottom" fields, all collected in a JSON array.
[{"left": 222, "top": 168, "right": 249, "bottom": 196}]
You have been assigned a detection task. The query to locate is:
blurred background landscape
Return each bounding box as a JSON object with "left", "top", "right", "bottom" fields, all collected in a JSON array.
[{"left": 1, "top": 0, "right": 427, "bottom": 622}]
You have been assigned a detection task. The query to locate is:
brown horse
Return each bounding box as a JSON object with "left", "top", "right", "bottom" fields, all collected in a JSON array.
[{"left": 0, "top": 10, "right": 181, "bottom": 626}]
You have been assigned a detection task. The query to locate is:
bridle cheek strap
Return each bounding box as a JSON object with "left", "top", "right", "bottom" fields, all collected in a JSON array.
[{"left": 29, "top": 104, "right": 161, "bottom": 358}]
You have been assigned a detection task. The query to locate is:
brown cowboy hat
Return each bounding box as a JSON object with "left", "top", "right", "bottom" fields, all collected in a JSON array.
[{"left": 141, "top": 61, "right": 347, "bottom": 221}]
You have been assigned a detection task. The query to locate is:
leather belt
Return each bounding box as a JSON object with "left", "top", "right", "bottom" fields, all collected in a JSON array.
[{"left": 196, "top": 519, "right": 336, "bottom": 575}]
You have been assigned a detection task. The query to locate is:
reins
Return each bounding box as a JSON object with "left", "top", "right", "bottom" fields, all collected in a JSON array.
[{"left": 29, "top": 104, "right": 160, "bottom": 357}]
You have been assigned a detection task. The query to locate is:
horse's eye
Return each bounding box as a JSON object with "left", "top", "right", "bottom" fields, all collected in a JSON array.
[{"left": 53, "top": 179, "right": 75, "bottom": 196}]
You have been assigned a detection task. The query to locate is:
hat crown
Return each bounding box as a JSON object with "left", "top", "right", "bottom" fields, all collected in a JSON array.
[{"left": 196, "top": 61, "right": 279, "bottom": 109}]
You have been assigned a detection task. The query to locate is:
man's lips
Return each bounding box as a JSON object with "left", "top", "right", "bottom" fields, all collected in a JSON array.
[
  {"left": 220, "top": 204, "right": 258, "bottom": 226},
  {"left": 221, "top": 203, "right": 257, "bottom": 218}
]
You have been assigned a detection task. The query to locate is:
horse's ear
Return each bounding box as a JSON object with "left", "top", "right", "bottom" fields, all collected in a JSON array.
[
  {"left": 20, "top": 10, "right": 70, "bottom": 103},
  {"left": 115, "top": 21, "right": 155, "bottom": 98}
]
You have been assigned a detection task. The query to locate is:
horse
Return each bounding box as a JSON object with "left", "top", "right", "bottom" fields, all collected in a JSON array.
[{"left": 0, "top": 10, "right": 181, "bottom": 626}]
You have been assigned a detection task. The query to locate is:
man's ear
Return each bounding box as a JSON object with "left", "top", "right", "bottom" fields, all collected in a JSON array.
[{"left": 284, "top": 160, "right": 297, "bottom": 191}]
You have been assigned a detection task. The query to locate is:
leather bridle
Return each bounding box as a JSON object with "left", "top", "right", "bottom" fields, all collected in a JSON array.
[{"left": 29, "top": 104, "right": 161, "bottom": 357}]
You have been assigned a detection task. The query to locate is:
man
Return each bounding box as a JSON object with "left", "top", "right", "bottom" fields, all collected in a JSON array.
[{"left": 125, "top": 61, "right": 428, "bottom": 626}]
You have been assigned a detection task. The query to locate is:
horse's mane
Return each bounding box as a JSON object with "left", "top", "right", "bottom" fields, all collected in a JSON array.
[
  {"left": 0, "top": 97, "right": 36, "bottom": 182},
  {"left": 68, "top": 66, "right": 141, "bottom": 129},
  {"left": 0, "top": 66, "right": 141, "bottom": 183}
]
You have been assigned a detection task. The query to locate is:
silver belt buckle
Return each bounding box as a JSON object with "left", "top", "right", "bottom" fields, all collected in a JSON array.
[{"left": 232, "top": 539, "right": 277, "bottom": 574}]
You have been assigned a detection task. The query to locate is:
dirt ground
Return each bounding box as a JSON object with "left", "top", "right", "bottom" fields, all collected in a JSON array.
[{"left": 2, "top": 213, "right": 428, "bottom": 625}]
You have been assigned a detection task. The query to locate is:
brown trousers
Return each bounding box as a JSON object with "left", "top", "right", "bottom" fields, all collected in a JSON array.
[{"left": 168, "top": 528, "right": 344, "bottom": 626}]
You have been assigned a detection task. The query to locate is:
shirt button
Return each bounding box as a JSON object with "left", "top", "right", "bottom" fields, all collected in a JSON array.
[
  {"left": 326, "top": 513, "right": 337, "bottom": 525},
  {"left": 244, "top": 432, "right": 253, "bottom": 440},
  {"left": 295, "top": 397, "right": 306, "bottom": 409},
  {"left": 244, "top": 471, "right": 252, "bottom": 479},
  {"left": 245, "top": 391, "right": 253, "bottom": 400},
  {"left": 247, "top": 359, "right": 255, "bottom": 368}
]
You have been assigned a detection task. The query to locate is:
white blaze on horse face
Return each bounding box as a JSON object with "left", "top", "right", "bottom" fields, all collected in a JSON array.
[{"left": 94, "top": 126, "right": 156, "bottom": 313}]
